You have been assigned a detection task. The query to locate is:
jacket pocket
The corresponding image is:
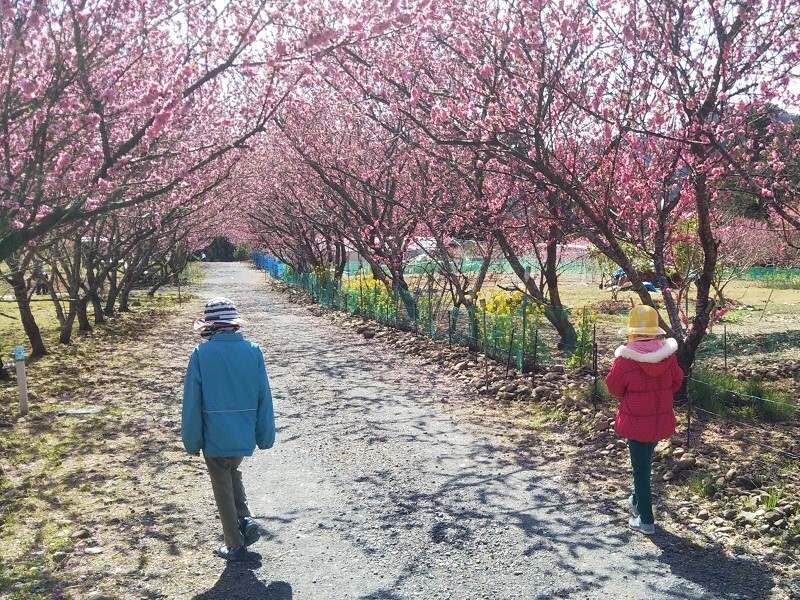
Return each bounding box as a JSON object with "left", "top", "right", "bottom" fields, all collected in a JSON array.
[{"left": 203, "top": 409, "right": 257, "bottom": 456}]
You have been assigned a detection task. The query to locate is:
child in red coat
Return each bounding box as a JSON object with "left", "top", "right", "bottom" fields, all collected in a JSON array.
[{"left": 606, "top": 304, "right": 684, "bottom": 534}]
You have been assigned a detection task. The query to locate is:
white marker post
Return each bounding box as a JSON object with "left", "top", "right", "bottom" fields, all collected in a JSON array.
[{"left": 15, "top": 345, "right": 28, "bottom": 416}]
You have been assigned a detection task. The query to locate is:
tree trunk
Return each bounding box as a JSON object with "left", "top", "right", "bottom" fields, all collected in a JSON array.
[
  {"left": 90, "top": 292, "right": 105, "bottom": 325},
  {"left": 394, "top": 280, "right": 419, "bottom": 322},
  {"left": 147, "top": 283, "right": 164, "bottom": 296},
  {"left": 104, "top": 287, "right": 120, "bottom": 317},
  {"left": 677, "top": 162, "right": 719, "bottom": 375},
  {"left": 9, "top": 271, "right": 47, "bottom": 358},
  {"left": 494, "top": 229, "right": 577, "bottom": 350},
  {"left": 104, "top": 270, "right": 119, "bottom": 316},
  {"left": 119, "top": 285, "right": 133, "bottom": 312},
  {"left": 541, "top": 231, "right": 578, "bottom": 351},
  {"left": 59, "top": 309, "right": 77, "bottom": 344},
  {"left": 76, "top": 298, "right": 93, "bottom": 332},
  {"left": 334, "top": 241, "right": 347, "bottom": 281}
]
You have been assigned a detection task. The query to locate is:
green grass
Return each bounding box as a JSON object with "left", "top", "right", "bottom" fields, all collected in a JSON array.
[
  {"left": 579, "top": 379, "right": 612, "bottom": 405},
  {"left": 755, "top": 275, "right": 800, "bottom": 290},
  {"left": 181, "top": 261, "right": 205, "bottom": 284},
  {"left": 759, "top": 486, "right": 784, "bottom": 510},
  {"left": 688, "top": 370, "right": 796, "bottom": 422},
  {"left": 686, "top": 471, "right": 717, "bottom": 498},
  {"left": 696, "top": 330, "right": 800, "bottom": 361},
  {"left": 717, "top": 309, "right": 747, "bottom": 324},
  {"left": 741, "top": 267, "right": 800, "bottom": 289},
  {"left": 0, "top": 291, "right": 190, "bottom": 599}
]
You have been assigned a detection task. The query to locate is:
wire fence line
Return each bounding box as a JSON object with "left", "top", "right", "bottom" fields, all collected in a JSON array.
[
  {"left": 686, "top": 407, "right": 796, "bottom": 444},
  {"left": 746, "top": 457, "right": 800, "bottom": 488},
  {"left": 255, "top": 254, "right": 798, "bottom": 486},
  {"left": 737, "top": 436, "right": 799, "bottom": 461},
  {"left": 253, "top": 253, "right": 575, "bottom": 375},
  {"left": 682, "top": 368, "right": 798, "bottom": 472},
  {"left": 690, "top": 407, "right": 797, "bottom": 459},
  {"left": 685, "top": 377, "right": 797, "bottom": 409}
]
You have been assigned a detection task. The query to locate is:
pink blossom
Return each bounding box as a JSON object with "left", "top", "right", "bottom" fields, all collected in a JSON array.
[
  {"left": 154, "top": 111, "right": 171, "bottom": 128},
  {"left": 34, "top": 205, "right": 53, "bottom": 221},
  {"left": 55, "top": 153, "right": 70, "bottom": 173},
  {"left": 18, "top": 79, "right": 37, "bottom": 97}
]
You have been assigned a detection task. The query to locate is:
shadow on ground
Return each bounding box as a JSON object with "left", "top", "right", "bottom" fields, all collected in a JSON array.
[
  {"left": 646, "top": 529, "right": 775, "bottom": 599},
  {"left": 242, "top": 272, "right": 790, "bottom": 599},
  {"left": 194, "top": 556, "right": 292, "bottom": 600},
  {"left": 267, "top": 341, "right": 778, "bottom": 598}
]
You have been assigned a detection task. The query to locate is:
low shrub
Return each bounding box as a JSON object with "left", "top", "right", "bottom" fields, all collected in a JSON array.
[
  {"left": 759, "top": 486, "right": 784, "bottom": 510},
  {"left": 686, "top": 471, "right": 717, "bottom": 498},
  {"left": 579, "top": 379, "right": 612, "bottom": 405}
]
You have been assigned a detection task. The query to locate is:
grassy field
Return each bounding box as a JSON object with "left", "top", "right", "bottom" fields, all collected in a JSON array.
[
  {"left": 0, "top": 290, "right": 196, "bottom": 599},
  {"left": 556, "top": 276, "right": 800, "bottom": 336}
]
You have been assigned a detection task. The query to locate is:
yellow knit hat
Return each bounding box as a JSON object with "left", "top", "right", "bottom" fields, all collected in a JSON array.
[{"left": 620, "top": 305, "right": 666, "bottom": 337}]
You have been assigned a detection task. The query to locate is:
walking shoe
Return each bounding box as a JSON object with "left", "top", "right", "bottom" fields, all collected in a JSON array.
[
  {"left": 626, "top": 495, "right": 640, "bottom": 518},
  {"left": 628, "top": 516, "right": 655, "bottom": 535},
  {"left": 239, "top": 517, "right": 260, "bottom": 546},
  {"left": 216, "top": 545, "right": 249, "bottom": 562}
]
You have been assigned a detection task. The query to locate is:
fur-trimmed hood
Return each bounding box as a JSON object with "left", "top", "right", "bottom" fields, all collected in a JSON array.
[
  {"left": 614, "top": 338, "right": 678, "bottom": 377},
  {"left": 615, "top": 337, "right": 678, "bottom": 362}
]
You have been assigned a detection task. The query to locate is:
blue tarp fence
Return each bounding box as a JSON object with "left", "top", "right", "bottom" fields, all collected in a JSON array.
[{"left": 252, "top": 253, "right": 287, "bottom": 279}]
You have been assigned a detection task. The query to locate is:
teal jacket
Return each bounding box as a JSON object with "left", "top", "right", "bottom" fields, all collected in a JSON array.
[{"left": 181, "top": 331, "right": 275, "bottom": 457}]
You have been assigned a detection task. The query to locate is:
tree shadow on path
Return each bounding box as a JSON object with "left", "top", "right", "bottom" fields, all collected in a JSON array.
[
  {"left": 645, "top": 528, "right": 777, "bottom": 599},
  {"left": 193, "top": 555, "right": 292, "bottom": 600},
  {"left": 238, "top": 275, "right": 786, "bottom": 598}
]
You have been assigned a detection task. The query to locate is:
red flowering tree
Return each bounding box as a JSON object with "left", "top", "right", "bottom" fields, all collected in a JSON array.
[
  {"left": 1, "top": 0, "right": 408, "bottom": 353},
  {"left": 260, "top": 88, "right": 439, "bottom": 319}
]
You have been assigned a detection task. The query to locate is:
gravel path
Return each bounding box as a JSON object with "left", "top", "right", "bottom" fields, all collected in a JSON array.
[{"left": 190, "top": 263, "right": 779, "bottom": 600}]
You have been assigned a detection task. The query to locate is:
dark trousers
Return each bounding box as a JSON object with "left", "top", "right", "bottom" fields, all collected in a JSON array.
[
  {"left": 204, "top": 455, "right": 252, "bottom": 547},
  {"left": 628, "top": 440, "right": 658, "bottom": 525}
]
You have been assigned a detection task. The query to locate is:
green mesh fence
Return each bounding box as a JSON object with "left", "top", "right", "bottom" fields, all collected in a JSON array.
[
  {"left": 740, "top": 266, "right": 800, "bottom": 287},
  {"left": 340, "top": 254, "right": 603, "bottom": 278},
  {"left": 272, "top": 262, "right": 562, "bottom": 372}
]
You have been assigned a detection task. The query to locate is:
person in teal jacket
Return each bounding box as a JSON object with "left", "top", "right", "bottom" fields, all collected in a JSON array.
[{"left": 182, "top": 297, "right": 275, "bottom": 561}]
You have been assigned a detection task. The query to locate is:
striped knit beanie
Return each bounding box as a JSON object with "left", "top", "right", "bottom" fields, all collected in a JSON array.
[{"left": 192, "top": 297, "right": 246, "bottom": 331}]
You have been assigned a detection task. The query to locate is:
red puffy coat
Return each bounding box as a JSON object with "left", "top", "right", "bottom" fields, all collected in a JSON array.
[{"left": 605, "top": 338, "right": 684, "bottom": 442}]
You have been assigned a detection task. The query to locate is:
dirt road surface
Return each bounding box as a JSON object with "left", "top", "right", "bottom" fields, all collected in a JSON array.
[{"left": 186, "top": 263, "right": 779, "bottom": 600}]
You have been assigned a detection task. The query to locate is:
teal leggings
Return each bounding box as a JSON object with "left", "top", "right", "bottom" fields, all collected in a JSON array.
[{"left": 629, "top": 440, "right": 658, "bottom": 525}]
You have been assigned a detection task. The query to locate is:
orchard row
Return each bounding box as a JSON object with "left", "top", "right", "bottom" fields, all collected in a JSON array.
[{"left": 2, "top": 0, "right": 799, "bottom": 371}]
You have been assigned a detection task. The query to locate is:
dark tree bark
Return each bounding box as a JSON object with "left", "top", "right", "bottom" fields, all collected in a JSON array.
[{"left": 8, "top": 270, "right": 47, "bottom": 358}]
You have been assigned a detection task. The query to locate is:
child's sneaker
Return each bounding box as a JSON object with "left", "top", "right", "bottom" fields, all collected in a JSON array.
[
  {"left": 628, "top": 516, "right": 655, "bottom": 535},
  {"left": 626, "top": 495, "right": 640, "bottom": 518},
  {"left": 239, "top": 516, "right": 260, "bottom": 546},
  {"left": 216, "top": 545, "right": 249, "bottom": 561}
]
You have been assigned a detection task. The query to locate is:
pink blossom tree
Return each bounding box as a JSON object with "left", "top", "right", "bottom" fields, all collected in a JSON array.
[
  {"left": 0, "top": 0, "right": 317, "bottom": 262},
  {"left": 2, "top": 0, "right": 415, "bottom": 353},
  {"left": 267, "top": 89, "right": 439, "bottom": 319},
  {"left": 317, "top": 0, "right": 800, "bottom": 370}
]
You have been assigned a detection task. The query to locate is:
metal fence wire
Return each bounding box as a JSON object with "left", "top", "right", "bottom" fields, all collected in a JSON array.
[{"left": 253, "top": 253, "right": 566, "bottom": 373}]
